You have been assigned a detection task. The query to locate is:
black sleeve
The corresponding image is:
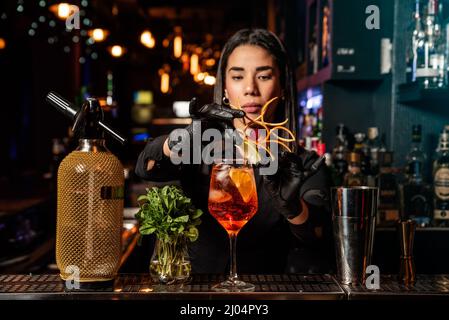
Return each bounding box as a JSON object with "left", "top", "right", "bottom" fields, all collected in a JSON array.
[
  {"left": 288, "top": 149, "right": 332, "bottom": 245},
  {"left": 134, "top": 135, "right": 181, "bottom": 182}
]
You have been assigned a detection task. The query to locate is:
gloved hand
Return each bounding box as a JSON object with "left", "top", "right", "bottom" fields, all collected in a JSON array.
[
  {"left": 167, "top": 97, "right": 245, "bottom": 150},
  {"left": 263, "top": 151, "right": 325, "bottom": 220}
]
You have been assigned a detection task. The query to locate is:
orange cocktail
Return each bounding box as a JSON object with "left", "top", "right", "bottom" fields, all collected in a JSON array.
[
  {"left": 208, "top": 164, "right": 258, "bottom": 234},
  {"left": 208, "top": 161, "right": 258, "bottom": 292}
]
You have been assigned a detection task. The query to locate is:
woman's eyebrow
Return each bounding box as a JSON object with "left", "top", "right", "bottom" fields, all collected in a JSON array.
[
  {"left": 228, "top": 66, "right": 244, "bottom": 72},
  {"left": 228, "top": 66, "right": 274, "bottom": 72},
  {"left": 255, "top": 66, "right": 273, "bottom": 72}
]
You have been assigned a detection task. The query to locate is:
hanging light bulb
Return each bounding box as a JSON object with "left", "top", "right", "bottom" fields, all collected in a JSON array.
[
  {"left": 0, "top": 38, "right": 6, "bottom": 50},
  {"left": 140, "top": 30, "right": 155, "bottom": 49},
  {"left": 88, "top": 28, "right": 109, "bottom": 42},
  {"left": 58, "top": 3, "right": 70, "bottom": 17},
  {"left": 181, "top": 53, "right": 190, "bottom": 72},
  {"left": 173, "top": 35, "right": 182, "bottom": 58},
  {"left": 160, "top": 72, "right": 170, "bottom": 94},
  {"left": 194, "top": 72, "right": 206, "bottom": 82},
  {"left": 190, "top": 54, "right": 199, "bottom": 75},
  {"left": 205, "top": 58, "right": 216, "bottom": 67},
  {"left": 109, "top": 45, "right": 125, "bottom": 58},
  {"left": 49, "top": 3, "right": 79, "bottom": 20},
  {"left": 204, "top": 75, "right": 216, "bottom": 86}
]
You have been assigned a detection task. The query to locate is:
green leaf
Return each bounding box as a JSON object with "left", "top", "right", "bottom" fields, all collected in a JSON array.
[
  {"left": 186, "top": 227, "right": 199, "bottom": 242},
  {"left": 191, "top": 209, "right": 203, "bottom": 219},
  {"left": 139, "top": 225, "right": 156, "bottom": 235},
  {"left": 137, "top": 195, "right": 148, "bottom": 202},
  {"left": 174, "top": 215, "right": 189, "bottom": 223}
]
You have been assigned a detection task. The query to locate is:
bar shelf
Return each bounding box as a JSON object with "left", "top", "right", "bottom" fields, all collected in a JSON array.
[{"left": 397, "top": 82, "right": 449, "bottom": 107}]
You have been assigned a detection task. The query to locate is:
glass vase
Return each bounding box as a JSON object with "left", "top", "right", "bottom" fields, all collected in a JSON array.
[{"left": 149, "top": 235, "right": 191, "bottom": 285}]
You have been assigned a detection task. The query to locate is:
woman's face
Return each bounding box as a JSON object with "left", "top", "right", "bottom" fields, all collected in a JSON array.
[{"left": 224, "top": 45, "right": 282, "bottom": 130}]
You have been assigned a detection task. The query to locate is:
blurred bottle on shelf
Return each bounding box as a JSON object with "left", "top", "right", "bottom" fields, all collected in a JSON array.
[
  {"left": 400, "top": 125, "right": 433, "bottom": 227},
  {"left": 377, "top": 151, "right": 400, "bottom": 226},
  {"left": 308, "top": 21, "right": 319, "bottom": 75},
  {"left": 406, "top": 0, "right": 447, "bottom": 88},
  {"left": 331, "top": 124, "right": 350, "bottom": 186},
  {"left": 406, "top": 125, "right": 427, "bottom": 183},
  {"left": 353, "top": 132, "right": 372, "bottom": 178},
  {"left": 424, "top": 0, "right": 446, "bottom": 88},
  {"left": 321, "top": 1, "right": 331, "bottom": 68},
  {"left": 312, "top": 107, "right": 323, "bottom": 140},
  {"left": 367, "top": 127, "right": 382, "bottom": 176},
  {"left": 299, "top": 88, "right": 324, "bottom": 156},
  {"left": 343, "top": 152, "right": 365, "bottom": 187},
  {"left": 406, "top": 0, "right": 426, "bottom": 83},
  {"left": 433, "top": 130, "right": 449, "bottom": 226}
]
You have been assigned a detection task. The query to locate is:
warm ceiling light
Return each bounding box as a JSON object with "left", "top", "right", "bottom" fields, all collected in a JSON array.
[
  {"left": 196, "top": 72, "right": 206, "bottom": 81},
  {"left": 58, "top": 3, "right": 71, "bottom": 18},
  {"left": 181, "top": 53, "right": 189, "bottom": 72},
  {"left": 162, "top": 38, "right": 169, "bottom": 48},
  {"left": 110, "top": 45, "right": 124, "bottom": 57},
  {"left": 88, "top": 28, "right": 109, "bottom": 42},
  {"left": 0, "top": 38, "right": 5, "bottom": 50},
  {"left": 173, "top": 35, "right": 182, "bottom": 58},
  {"left": 160, "top": 72, "right": 170, "bottom": 94},
  {"left": 205, "top": 58, "right": 216, "bottom": 67},
  {"left": 49, "top": 3, "right": 79, "bottom": 20},
  {"left": 204, "top": 75, "right": 216, "bottom": 86},
  {"left": 190, "top": 54, "right": 199, "bottom": 75},
  {"left": 140, "top": 30, "right": 155, "bottom": 49}
]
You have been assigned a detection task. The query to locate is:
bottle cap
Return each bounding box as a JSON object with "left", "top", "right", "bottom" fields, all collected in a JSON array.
[
  {"left": 368, "top": 127, "right": 379, "bottom": 140},
  {"left": 354, "top": 133, "right": 366, "bottom": 143}
]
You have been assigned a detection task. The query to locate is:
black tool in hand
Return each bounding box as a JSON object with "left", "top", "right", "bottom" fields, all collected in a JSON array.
[{"left": 167, "top": 97, "right": 245, "bottom": 150}]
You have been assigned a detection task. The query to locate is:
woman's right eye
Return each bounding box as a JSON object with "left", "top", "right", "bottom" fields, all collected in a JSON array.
[{"left": 231, "top": 75, "right": 243, "bottom": 80}]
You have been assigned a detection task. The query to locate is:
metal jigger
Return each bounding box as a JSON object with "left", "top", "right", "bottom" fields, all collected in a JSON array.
[{"left": 398, "top": 219, "right": 416, "bottom": 285}]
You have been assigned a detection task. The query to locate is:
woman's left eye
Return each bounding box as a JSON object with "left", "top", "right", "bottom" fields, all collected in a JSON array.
[{"left": 258, "top": 75, "right": 272, "bottom": 80}]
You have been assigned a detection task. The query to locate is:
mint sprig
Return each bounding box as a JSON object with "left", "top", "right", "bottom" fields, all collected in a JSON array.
[{"left": 135, "top": 186, "right": 203, "bottom": 243}]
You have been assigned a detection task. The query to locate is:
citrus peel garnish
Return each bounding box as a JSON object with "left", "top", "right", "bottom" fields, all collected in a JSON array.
[{"left": 230, "top": 96, "right": 297, "bottom": 161}]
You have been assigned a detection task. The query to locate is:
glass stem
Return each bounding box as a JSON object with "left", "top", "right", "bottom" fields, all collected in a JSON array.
[{"left": 228, "top": 232, "right": 238, "bottom": 283}]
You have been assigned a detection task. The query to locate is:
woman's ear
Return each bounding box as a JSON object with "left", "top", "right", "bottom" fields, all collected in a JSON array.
[{"left": 224, "top": 89, "right": 228, "bottom": 98}]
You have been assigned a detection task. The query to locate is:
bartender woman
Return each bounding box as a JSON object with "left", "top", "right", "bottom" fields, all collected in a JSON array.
[{"left": 135, "top": 29, "right": 334, "bottom": 274}]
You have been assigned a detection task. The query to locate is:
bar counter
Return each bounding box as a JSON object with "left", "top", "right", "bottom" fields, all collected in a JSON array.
[{"left": 1, "top": 274, "right": 449, "bottom": 300}]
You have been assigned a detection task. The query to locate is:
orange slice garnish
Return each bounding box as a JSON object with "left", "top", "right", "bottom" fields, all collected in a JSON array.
[{"left": 229, "top": 168, "right": 255, "bottom": 203}]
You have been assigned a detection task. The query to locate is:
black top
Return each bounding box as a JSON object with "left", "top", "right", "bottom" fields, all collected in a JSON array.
[{"left": 135, "top": 135, "right": 334, "bottom": 274}]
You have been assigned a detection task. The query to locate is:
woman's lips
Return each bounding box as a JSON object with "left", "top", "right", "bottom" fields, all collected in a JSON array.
[{"left": 242, "top": 104, "right": 262, "bottom": 113}]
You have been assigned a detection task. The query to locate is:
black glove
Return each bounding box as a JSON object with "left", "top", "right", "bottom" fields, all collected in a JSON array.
[
  {"left": 167, "top": 97, "right": 245, "bottom": 150},
  {"left": 263, "top": 151, "right": 325, "bottom": 220}
]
